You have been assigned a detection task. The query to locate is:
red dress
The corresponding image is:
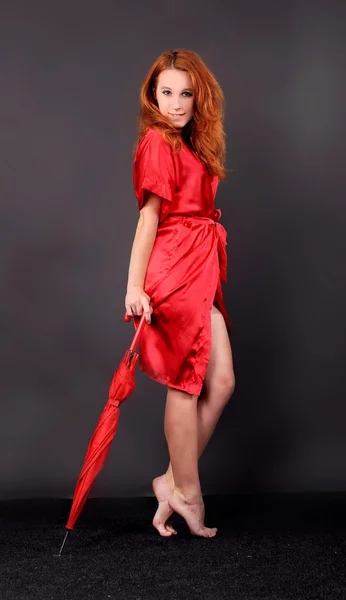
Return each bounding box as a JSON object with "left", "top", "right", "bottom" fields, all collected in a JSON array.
[{"left": 132, "top": 127, "right": 231, "bottom": 396}]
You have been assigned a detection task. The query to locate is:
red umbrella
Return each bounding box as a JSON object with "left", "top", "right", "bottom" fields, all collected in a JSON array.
[{"left": 55, "top": 311, "right": 147, "bottom": 556}]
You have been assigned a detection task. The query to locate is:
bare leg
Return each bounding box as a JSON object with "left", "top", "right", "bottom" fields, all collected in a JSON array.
[
  {"left": 152, "top": 386, "right": 216, "bottom": 536},
  {"left": 152, "top": 305, "right": 235, "bottom": 536},
  {"left": 163, "top": 386, "right": 217, "bottom": 537}
]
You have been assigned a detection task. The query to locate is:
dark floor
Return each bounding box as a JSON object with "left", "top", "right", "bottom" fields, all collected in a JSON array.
[{"left": 1, "top": 493, "right": 346, "bottom": 600}]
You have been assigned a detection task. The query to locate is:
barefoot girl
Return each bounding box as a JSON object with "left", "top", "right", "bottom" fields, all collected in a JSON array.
[{"left": 125, "top": 49, "right": 235, "bottom": 537}]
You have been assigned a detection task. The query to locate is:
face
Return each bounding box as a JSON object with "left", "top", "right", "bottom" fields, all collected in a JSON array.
[{"left": 154, "top": 68, "right": 194, "bottom": 128}]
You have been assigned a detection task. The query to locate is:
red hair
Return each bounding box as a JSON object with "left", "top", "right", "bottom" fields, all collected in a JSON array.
[{"left": 135, "top": 49, "right": 227, "bottom": 180}]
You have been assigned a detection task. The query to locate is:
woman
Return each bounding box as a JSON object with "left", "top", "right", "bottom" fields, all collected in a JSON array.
[{"left": 125, "top": 49, "right": 235, "bottom": 538}]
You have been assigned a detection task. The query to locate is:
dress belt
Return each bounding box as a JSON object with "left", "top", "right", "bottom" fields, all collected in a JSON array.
[{"left": 162, "top": 209, "right": 227, "bottom": 283}]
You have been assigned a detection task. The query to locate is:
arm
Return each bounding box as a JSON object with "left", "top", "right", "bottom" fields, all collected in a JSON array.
[{"left": 125, "top": 193, "right": 161, "bottom": 323}]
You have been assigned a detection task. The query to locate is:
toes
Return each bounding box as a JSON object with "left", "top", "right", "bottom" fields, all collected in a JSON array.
[
  {"left": 152, "top": 495, "right": 177, "bottom": 536},
  {"left": 153, "top": 521, "right": 174, "bottom": 536},
  {"left": 152, "top": 517, "right": 177, "bottom": 536},
  {"left": 191, "top": 526, "right": 217, "bottom": 538},
  {"left": 166, "top": 524, "right": 177, "bottom": 535},
  {"left": 159, "top": 527, "right": 174, "bottom": 537},
  {"left": 205, "top": 527, "right": 217, "bottom": 538}
]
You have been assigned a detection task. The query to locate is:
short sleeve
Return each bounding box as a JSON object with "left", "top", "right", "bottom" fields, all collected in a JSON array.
[{"left": 133, "top": 129, "right": 176, "bottom": 218}]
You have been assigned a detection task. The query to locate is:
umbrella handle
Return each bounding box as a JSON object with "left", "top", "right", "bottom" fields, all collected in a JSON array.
[{"left": 124, "top": 311, "right": 147, "bottom": 352}]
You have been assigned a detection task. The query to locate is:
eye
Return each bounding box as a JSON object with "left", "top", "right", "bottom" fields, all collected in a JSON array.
[{"left": 161, "top": 90, "right": 192, "bottom": 97}]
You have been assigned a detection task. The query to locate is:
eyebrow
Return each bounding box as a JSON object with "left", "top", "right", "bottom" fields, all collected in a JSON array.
[{"left": 160, "top": 86, "right": 193, "bottom": 92}]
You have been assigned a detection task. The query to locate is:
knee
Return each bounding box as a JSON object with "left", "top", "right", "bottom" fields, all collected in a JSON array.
[{"left": 215, "top": 372, "right": 235, "bottom": 404}]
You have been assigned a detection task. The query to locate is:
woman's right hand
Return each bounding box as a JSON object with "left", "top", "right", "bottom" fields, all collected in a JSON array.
[{"left": 125, "top": 286, "right": 153, "bottom": 324}]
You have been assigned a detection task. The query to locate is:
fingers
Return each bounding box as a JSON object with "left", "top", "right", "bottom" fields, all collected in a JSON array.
[
  {"left": 141, "top": 297, "right": 152, "bottom": 324},
  {"left": 125, "top": 302, "right": 134, "bottom": 318},
  {"left": 125, "top": 292, "right": 152, "bottom": 323}
]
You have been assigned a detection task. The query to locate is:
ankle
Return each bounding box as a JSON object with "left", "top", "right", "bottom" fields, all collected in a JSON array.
[
  {"left": 164, "top": 471, "right": 175, "bottom": 489},
  {"left": 174, "top": 486, "right": 203, "bottom": 504}
]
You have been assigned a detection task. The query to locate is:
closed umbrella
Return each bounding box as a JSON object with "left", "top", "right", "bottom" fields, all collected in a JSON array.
[{"left": 55, "top": 311, "right": 147, "bottom": 556}]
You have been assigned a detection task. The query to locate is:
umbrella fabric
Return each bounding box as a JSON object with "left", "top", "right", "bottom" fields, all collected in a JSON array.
[{"left": 65, "top": 312, "right": 147, "bottom": 531}]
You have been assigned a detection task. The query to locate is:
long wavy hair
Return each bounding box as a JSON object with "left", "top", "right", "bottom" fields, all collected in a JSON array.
[{"left": 135, "top": 49, "right": 227, "bottom": 180}]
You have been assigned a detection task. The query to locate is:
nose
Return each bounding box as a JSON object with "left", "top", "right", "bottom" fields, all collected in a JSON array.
[{"left": 172, "top": 96, "right": 182, "bottom": 111}]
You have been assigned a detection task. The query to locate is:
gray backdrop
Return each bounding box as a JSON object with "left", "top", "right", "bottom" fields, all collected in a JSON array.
[{"left": 1, "top": 0, "right": 345, "bottom": 499}]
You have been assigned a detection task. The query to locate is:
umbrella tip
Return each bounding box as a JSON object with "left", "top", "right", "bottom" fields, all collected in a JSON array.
[{"left": 53, "top": 529, "right": 70, "bottom": 556}]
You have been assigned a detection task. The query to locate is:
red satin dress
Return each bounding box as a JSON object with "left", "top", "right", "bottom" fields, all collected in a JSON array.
[{"left": 132, "top": 127, "right": 231, "bottom": 396}]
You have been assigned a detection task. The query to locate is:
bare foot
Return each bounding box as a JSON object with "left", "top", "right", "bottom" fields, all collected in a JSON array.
[
  {"left": 167, "top": 488, "right": 217, "bottom": 538},
  {"left": 152, "top": 474, "right": 177, "bottom": 536}
]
